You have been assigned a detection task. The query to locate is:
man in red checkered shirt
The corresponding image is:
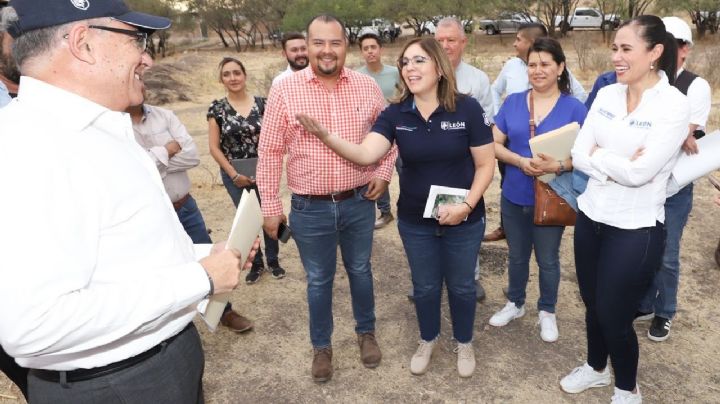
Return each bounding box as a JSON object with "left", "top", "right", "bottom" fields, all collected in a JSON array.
[{"left": 257, "top": 14, "right": 397, "bottom": 382}]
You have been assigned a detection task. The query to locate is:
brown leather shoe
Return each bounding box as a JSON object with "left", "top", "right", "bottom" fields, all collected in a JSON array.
[
  {"left": 220, "top": 310, "right": 253, "bottom": 333},
  {"left": 483, "top": 226, "right": 506, "bottom": 242},
  {"left": 357, "top": 332, "right": 382, "bottom": 368},
  {"left": 312, "top": 347, "right": 333, "bottom": 382}
]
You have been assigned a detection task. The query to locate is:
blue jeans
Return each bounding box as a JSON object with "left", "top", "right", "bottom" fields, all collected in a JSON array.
[
  {"left": 639, "top": 183, "right": 693, "bottom": 319},
  {"left": 176, "top": 195, "right": 212, "bottom": 244},
  {"left": 289, "top": 187, "right": 376, "bottom": 348},
  {"left": 398, "top": 218, "right": 485, "bottom": 343},
  {"left": 574, "top": 211, "right": 664, "bottom": 391},
  {"left": 501, "top": 196, "right": 564, "bottom": 313},
  {"left": 221, "top": 171, "right": 279, "bottom": 266}
]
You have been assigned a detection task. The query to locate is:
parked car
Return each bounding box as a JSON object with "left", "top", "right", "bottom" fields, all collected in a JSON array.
[
  {"left": 554, "top": 7, "right": 620, "bottom": 31},
  {"left": 419, "top": 20, "right": 436, "bottom": 35},
  {"left": 479, "top": 12, "right": 539, "bottom": 35},
  {"left": 349, "top": 18, "right": 401, "bottom": 41}
]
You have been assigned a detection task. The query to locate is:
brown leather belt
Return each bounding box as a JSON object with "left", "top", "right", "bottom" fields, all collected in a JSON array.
[
  {"left": 296, "top": 185, "right": 366, "bottom": 203},
  {"left": 32, "top": 322, "right": 193, "bottom": 384},
  {"left": 172, "top": 193, "right": 190, "bottom": 210}
]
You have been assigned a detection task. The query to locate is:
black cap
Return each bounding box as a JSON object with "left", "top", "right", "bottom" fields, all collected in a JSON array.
[{"left": 7, "top": 0, "right": 171, "bottom": 38}]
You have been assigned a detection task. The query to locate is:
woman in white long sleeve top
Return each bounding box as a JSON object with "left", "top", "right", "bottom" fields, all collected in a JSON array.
[{"left": 560, "top": 15, "right": 690, "bottom": 404}]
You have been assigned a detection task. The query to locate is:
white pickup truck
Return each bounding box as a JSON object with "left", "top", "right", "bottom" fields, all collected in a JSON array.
[{"left": 555, "top": 7, "right": 621, "bottom": 31}]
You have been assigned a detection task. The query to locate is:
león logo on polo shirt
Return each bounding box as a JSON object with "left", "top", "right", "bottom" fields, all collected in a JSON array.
[
  {"left": 440, "top": 121, "right": 466, "bottom": 131},
  {"left": 628, "top": 119, "right": 652, "bottom": 129}
]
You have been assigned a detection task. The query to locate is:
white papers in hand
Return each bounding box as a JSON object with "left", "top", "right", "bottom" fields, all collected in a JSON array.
[
  {"left": 528, "top": 122, "right": 580, "bottom": 183},
  {"left": 667, "top": 130, "right": 720, "bottom": 197},
  {"left": 200, "top": 188, "right": 263, "bottom": 331},
  {"left": 423, "top": 185, "right": 469, "bottom": 219}
]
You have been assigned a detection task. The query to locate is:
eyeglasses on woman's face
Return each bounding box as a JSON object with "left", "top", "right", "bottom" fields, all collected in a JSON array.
[{"left": 398, "top": 55, "right": 430, "bottom": 69}]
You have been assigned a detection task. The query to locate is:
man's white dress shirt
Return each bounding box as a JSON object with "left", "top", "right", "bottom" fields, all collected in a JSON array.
[
  {"left": 455, "top": 61, "right": 495, "bottom": 121},
  {"left": 677, "top": 68, "right": 711, "bottom": 129},
  {"left": 132, "top": 105, "right": 200, "bottom": 203},
  {"left": 271, "top": 65, "right": 294, "bottom": 87},
  {"left": 0, "top": 77, "right": 211, "bottom": 370},
  {"left": 571, "top": 72, "right": 690, "bottom": 229}
]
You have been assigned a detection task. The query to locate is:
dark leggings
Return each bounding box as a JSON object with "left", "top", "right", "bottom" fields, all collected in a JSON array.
[{"left": 574, "top": 211, "right": 665, "bottom": 391}]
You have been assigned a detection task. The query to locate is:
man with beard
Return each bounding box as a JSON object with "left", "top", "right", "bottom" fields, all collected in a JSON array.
[
  {"left": 271, "top": 31, "right": 308, "bottom": 86},
  {"left": 257, "top": 14, "right": 397, "bottom": 382},
  {"left": 0, "top": 4, "right": 19, "bottom": 106}
]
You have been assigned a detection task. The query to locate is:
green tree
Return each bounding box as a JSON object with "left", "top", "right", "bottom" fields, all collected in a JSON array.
[
  {"left": 627, "top": 0, "right": 655, "bottom": 18},
  {"left": 656, "top": 0, "right": 720, "bottom": 38},
  {"left": 126, "top": 0, "right": 176, "bottom": 57},
  {"left": 282, "top": 0, "right": 375, "bottom": 43}
]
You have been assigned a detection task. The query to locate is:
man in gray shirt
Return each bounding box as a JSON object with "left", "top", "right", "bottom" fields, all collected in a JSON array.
[
  {"left": 356, "top": 32, "right": 401, "bottom": 229},
  {"left": 435, "top": 16, "right": 492, "bottom": 303}
]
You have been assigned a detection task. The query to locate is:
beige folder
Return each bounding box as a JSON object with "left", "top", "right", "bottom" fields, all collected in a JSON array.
[
  {"left": 200, "top": 189, "right": 263, "bottom": 331},
  {"left": 528, "top": 122, "right": 580, "bottom": 183}
]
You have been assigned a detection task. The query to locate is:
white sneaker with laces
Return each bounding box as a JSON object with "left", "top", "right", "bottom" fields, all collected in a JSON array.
[
  {"left": 538, "top": 311, "right": 559, "bottom": 342},
  {"left": 489, "top": 301, "right": 525, "bottom": 327},
  {"left": 560, "top": 362, "right": 612, "bottom": 394},
  {"left": 454, "top": 342, "right": 475, "bottom": 378},
  {"left": 410, "top": 337, "right": 437, "bottom": 375},
  {"left": 611, "top": 386, "right": 642, "bottom": 404}
]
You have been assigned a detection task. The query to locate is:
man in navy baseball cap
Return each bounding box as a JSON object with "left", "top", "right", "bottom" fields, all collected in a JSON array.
[
  {"left": 0, "top": 2, "right": 255, "bottom": 403},
  {"left": 7, "top": 0, "right": 170, "bottom": 38}
]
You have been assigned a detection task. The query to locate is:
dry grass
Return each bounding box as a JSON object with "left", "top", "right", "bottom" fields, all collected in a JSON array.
[{"left": 3, "top": 32, "right": 720, "bottom": 404}]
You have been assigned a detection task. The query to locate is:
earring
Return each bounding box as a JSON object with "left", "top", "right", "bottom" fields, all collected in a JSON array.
[
  {"left": 650, "top": 63, "right": 655, "bottom": 70},
  {"left": 557, "top": 75, "right": 561, "bottom": 81},
  {"left": 438, "top": 75, "right": 442, "bottom": 81}
]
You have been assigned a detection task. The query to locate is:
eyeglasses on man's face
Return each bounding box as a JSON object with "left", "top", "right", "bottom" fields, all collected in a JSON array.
[
  {"left": 398, "top": 55, "right": 430, "bottom": 69},
  {"left": 88, "top": 25, "right": 148, "bottom": 51}
]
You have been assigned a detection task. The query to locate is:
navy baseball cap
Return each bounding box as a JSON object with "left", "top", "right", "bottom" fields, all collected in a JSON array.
[{"left": 7, "top": 0, "right": 171, "bottom": 38}]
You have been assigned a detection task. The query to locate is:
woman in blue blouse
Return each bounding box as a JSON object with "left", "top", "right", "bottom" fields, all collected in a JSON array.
[
  {"left": 296, "top": 37, "right": 495, "bottom": 378},
  {"left": 489, "top": 38, "right": 587, "bottom": 342}
]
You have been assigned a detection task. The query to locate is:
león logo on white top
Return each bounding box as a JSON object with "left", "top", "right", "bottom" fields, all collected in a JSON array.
[{"left": 70, "top": 0, "right": 90, "bottom": 11}]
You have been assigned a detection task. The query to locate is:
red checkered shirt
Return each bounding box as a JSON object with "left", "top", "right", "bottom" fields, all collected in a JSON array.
[{"left": 257, "top": 67, "right": 398, "bottom": 217}]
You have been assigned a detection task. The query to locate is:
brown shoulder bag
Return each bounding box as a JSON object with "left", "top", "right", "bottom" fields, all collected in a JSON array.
[{"left": 528, "top": 90, "right": 576, "bottom": 226}]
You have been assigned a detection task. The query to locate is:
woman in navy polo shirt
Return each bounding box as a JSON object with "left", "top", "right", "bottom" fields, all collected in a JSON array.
[
  {"left": 489, "top": 38, "right": 587, "bottom": 342},
  {"left": 296, "top": 37, "right": 495, "bottom": 378}
]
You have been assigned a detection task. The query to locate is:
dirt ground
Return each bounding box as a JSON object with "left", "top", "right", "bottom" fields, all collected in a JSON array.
[{"left": 3, "top": 33, "right": 720, "bottom": 404}]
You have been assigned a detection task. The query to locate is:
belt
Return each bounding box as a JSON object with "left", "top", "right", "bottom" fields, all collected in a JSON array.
[
  {"left": 32, "top": 323, "right": 193, "bottom": 384},
  {"left": 296, "top": 184, "right": 366, "bottom": 202},
  {"left": 172, "top": 193, "right": 191, "bottom": 210}
]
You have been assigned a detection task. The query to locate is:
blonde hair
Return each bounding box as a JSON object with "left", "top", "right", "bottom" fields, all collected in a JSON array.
[{"left": 394, "top": 37, "right": 459, "bottom": 112}]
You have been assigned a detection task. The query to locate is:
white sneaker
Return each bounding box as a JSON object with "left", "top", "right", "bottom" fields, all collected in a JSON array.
[
  {"left": 538, "top": 311, "right": 559, "bottom": 342},
  {"left": 410, "top": 338, "right": 437, "bottom": 375},
  {"left": 453, "top": 342, "right": 475, "bottom": 378},
  {"left": 489, "top": 301, "right": 525, "bottom": 327},
  {"left": 560, "top": 362, "right": 612, "bottom": 394},
  {"left": 611, "top": 386, "right": 642, "bottom": 403}
]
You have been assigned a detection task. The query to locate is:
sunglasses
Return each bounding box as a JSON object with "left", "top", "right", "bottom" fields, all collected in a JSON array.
[
  {"left": 88, "top": 25, "right": 148, "bottom": 51},
  {"left": 398, "top": 55, "right": 430, "bottom": 68}
]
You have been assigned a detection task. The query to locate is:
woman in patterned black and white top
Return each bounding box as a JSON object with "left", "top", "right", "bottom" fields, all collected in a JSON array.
[{"left": 208, "top": 57, "right": 284, "bottom": 285}]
